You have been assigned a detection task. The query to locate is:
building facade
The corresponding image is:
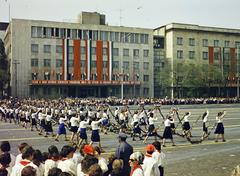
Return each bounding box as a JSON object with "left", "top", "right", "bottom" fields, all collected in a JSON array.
[
  {"left": 154, "top": 23, "right": 240, "bottom": 98},
  {"left": 4, "top": 12, "right": 154, "bottom": 98}
]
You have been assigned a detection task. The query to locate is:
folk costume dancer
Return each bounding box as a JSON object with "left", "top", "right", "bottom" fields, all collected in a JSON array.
[
  {"left": 55, "top": 114, "right": 68, "bottom": 142},
  {"left": 30, "top": 109, "right": 39, "bottom": 131},
  {"left": 131, "top": 111, "right": 143, "bottom": 141},
  {"left": 201, "top": 110, "right": 209, "bottom": 140},
  {"left": 214, "top": 110, "right": 226, "bottom": 142},
  {"left": 162, "top": 115, "right": 176, "bottom": 147},
  {"left": 182, "top": 112, "right": 192, "bottom": 138},
  {"left": 119, "top": 109, "right": 128, "bottom": 133},
  {"left": 45, "top": 111, "right": 55, "bottom": 137},
  {"left": 69, "top": 112, "right": 80, "bottom": 143},
  {"left": 90, "top": 115, "right": 104, "bottom": 150},
  {"left": 38, "top": 109, "right": 46, "bottom": 136},
  {"left": 100, "top": 109, "right": 109, "bottom": 135},
  {"left": 143, "top": 112, "right": 162, "bottom": 144},
  {"left": 78, "top": 116, "right": 90, "bottom": 146}
]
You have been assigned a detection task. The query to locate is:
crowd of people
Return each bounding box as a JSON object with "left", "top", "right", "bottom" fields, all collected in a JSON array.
[
  {"left": 0, "top": 97, "right": 237, "bottom": 176},
  {"left": 0, "top": 136, "right": 166, "bottom": 176}
]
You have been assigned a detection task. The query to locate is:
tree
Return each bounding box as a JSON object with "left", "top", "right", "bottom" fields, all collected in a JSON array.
[{"left": 0, "top": 39, "right": 9, "bottom": 98}]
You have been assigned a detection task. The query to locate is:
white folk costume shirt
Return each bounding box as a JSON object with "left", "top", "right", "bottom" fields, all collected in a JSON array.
[
  {"left": 45, "top": 114, "right": 52, "bottom": 122},
  {"left": 203, "top": 111, "right": 209, "bottom": 123},
  {"left": 59, "top": 116, "right": 68, "bottom": 124},
  {"left": 78, "top": 119, "right": 90, "bottom": 131},
  {"left": 149, "top": 116, "right": 158, "bottom": 125},
  {"left": 91, "top": 119, "right": 102, "bottom": 130},
  {"left": 169, "top": 113, "right": 175, "bottom": 124},
  {"left": 131, "top": 114, "right": 140, "bottom": 125},
  {"left": 25, "top": 111, "right": 30, "bottom": 120},
  {"left": 38, "top": 112, "right": 45, "bottom": 121},
  {"left": 142, "top": 155, "right": 160, "bottom": 176},
  {"left": 216, "top": 111, "right": 226, "bottom": 123},
  {"left": 31, "top": 111, "right": 38, "bottom": 119},
  {"left": 44, "top": 159, "right": 58, "bottom": 176},
  {"left": 119, "top": 113, "right": 126, "bottom": 121},
  {"left": 70, "top": 116, "right": 79, "bottom": 127},
  {"left": 10, "top": 159, "right": 40, "bottom": 176},
  {"left": 164, "top": 119, "right": 171, "bottom": 127},
  {"left": 57, "top": 158, "right": 77, "bottom": 176},
  {"left": 114, "top": 109, "right": 119, "bottom": 117},
  {"left": 183, "top": 112, "right": 191, "bottom": 122},
  {"left": 152, "top": 151, "right": 166, "bottom": 167}
]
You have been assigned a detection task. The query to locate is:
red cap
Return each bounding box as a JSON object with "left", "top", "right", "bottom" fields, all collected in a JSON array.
[
  {"left": 146, "top": 144, "right": 155, "bottom": 152},
  {"left": 83, "top": 144, "right": 94, "bottom": 155}
]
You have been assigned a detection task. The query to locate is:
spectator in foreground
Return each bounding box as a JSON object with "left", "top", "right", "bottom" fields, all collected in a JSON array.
[{"left": 115, "top": 133, "right": 133, "bottom": 176}]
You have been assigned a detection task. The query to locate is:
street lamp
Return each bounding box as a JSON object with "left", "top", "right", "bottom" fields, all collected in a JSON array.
[{"left": 237, "top": 44, "right": 240, "bottom": 98}]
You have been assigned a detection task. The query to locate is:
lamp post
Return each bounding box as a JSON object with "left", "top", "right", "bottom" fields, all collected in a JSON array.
[
  {"left": 237, "top": 44, "right": 240, "bottom": 98},
  {"left": 120, "top": 33, "right": 132, "bottom": 100}
]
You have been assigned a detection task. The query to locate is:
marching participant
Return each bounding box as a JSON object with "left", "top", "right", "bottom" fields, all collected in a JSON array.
[
  {"left": 90, "top": 114, "right": 103, "bottom": 151},
  {"left": 162, "top": 115, "right": 176, "bottom": 147},
  {"left": 131, "top": 110, "right": 143, "bottom": 141},
  {"left": 78, "top": 115, "right": 90, "bottom": 146},
  {"left": 201, "top": 110, "right": 209, "bottom": 140},
  {"left": 143, "top": 112, "right": 162, "bottom": 144},
  {"left": 30, "top": 108, "right": 39, "bottom": 131},
  {"left": 214, "top": 110, "right": 226, "bottom": 142},
  {"left": 38, "top": 109, "right": 46, "bottom": 136},
  {"left": 55, "top": 114, "right": 68, "bottom": 142},
  {"left": 69, "top": 112, "right": 80, "bottom": 143},
  {"left": 44, "top": 111, "right": 54, "bottom": 137},
  {"left": 182, "top": 112, "right": 192, "bottom": 137}
]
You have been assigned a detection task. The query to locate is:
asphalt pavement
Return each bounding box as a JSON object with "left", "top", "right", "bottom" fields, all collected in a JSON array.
[{"left": 0, "top": 103, "right": 239, "bottom": 176}]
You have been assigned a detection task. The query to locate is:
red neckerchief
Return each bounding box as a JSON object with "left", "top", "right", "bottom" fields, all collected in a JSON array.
[
  {"left": 61, "top": 157, "right": 68, "bottom": 161},
  {"left": 130, "top": 165, "right": 142, "bottom": 176},
  {"left": 145, "top": 153, "right": 152, "bottom": 157},
  {"left": 20, "top": 160, "right": 31, "bottom": 166}
]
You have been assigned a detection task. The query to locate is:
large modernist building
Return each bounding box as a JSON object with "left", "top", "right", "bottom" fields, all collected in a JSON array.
[
  {"left": 154, "top": 23, "right": 240, "bottom": 98},
  {"left": 3, "top": 12, "right": 240, "bottom": 98},
  {"left": 4, "top": 12, "right": 154, "bottom": 98}
]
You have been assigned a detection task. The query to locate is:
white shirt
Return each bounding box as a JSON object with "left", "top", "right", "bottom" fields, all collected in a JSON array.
[
  {"left": 58, "top": 159, "right": 77, "bottom": 176},
  {"left": 46, "top": 114, "right": 52, "bottom": 122},
  {"left": 59, "top": 116, "right": 67, "bottom": 124},
  {"left": 142, "top": 156, "right": 160, "bottom": 176},
  {"left": 149, "top": 116, "right": 158, "bottom": 125},
  {"left": 131, "top": 114, "right": 140, "bottom": 125},
  {"left": 184, "top": 112, "right": 191, "bottom": 122},
  {"left": 15, "top": 154, "right": 22, "bottom": 164},
  {"left": 216, "top": 111, "right": 226, "bottom": 123},
  {"left": 164, "top": 119, "right": 171, "bottom": 127},
  {"left": 203, "top": 111, "right": 209, "bottom": 123},
  {"left": 91, "top": 119, "right": 102, "bottom": 130},
  {"left": 152, "top": 151, "right": 166, "bottom": 167},
  {"left": 132, "top": 168, "right": 144, "bottom": 176},
  {"left": 98, "top": 157, "right": 108, "bottom": 173},
  {"left": 70, "top": 117, "right": 79, "bottom": 127},
  {"left": 44, "top": 159, "right": 58, "bottom": 176},
  {"left": 119, "top": 113, "right": 126, "bottom": 121},
  {"left": 79, "top": 119, "right": 90, "bottom": 130},
  {"left": 10, "top": 159, "right": 40, "bottom": 176}
]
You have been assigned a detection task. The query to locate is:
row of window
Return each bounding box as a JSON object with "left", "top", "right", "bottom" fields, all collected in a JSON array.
[
  {"left": 32, "top": 73, "right": 150, "bottom": 82},
  {"left": 176, "top": 50, "right": 240, "bottom": 60},
  {"left": 31, "top": 26, "right": 149, "bottom": 44},
  {"left": 31, "top": 44, "right": 149, "bottom": 57},
  {"left": 31, "top": 59, "right": 150, "bottom": 70},
  {"left": 177, "top": 37, "right": 240, "bottom": 48}
]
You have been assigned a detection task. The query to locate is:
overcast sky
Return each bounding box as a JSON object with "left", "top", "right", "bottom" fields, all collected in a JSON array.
[{"left": 0, "top": 0, "right": 240, "bottom": 29}]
